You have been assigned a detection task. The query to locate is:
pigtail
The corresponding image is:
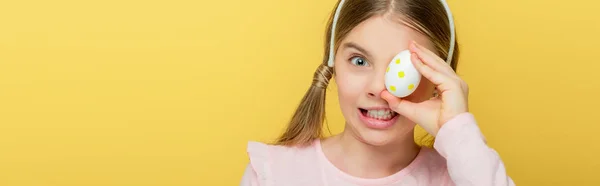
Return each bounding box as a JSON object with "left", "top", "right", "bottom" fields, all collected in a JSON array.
[{"left": 275, "top": 64, "right": 333, "bottom": 146}]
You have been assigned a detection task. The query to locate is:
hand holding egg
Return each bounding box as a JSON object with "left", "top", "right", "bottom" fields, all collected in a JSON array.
[{"left": 382, "top": 41, "right": 469, "bottom": 136}]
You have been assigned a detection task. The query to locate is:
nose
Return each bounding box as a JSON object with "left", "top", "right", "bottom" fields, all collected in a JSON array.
[{"left": 366, "top": 67, "right": 387, "bottom": 99}]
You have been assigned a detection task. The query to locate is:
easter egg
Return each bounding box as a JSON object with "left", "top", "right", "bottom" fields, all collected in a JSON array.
[{"left": 385, "top": 50, "right": 421, "bottom": 98}]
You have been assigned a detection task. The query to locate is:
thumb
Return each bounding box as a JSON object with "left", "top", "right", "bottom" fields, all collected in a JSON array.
[{"left": 380, "top": 90, "right": 419, "bottom": 120}]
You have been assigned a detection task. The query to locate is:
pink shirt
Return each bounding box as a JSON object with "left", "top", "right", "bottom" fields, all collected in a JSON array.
[{"left": 240, "top": 113, "right": 516, "bottom": 186}]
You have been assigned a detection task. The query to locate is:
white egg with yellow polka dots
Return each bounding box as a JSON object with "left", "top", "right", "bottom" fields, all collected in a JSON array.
[{"left": 385, "top": 50, "right": 421, "bottom": 98}]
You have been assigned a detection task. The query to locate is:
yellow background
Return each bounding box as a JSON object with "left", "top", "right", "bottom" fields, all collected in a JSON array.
[{"left": 1, "top": 0, "right": 599, "bottom": 185}]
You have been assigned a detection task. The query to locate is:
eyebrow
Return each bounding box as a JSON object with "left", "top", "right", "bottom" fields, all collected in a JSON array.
[{"left": 342, "top": 42, "right": 372, "bottom": 59}]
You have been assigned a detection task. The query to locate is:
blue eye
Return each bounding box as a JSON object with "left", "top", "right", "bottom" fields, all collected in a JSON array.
[{"left": 350, "top": 56, "right": 369, "bottom": 66}]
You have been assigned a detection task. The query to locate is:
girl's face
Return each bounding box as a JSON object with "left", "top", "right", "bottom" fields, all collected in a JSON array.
[{"left": 334, "top": 14, "right": 437, "bottom": 146}]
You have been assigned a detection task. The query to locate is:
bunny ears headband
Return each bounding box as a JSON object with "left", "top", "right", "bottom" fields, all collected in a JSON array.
[{"left": 326, "top": 0, "right": 456, "bottom": 67}]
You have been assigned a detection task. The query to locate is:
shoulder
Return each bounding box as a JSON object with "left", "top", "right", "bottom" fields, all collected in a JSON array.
[
  {"left": 409, "top": 147, "right": 454, "bottom": 185},
  {"left": 245, "top": 140, "right": 323, "bottom": 184},
  {"left": 246, "top": 140, "right": 320, "bottom": 164},
  {"left": 415, "top": 147, "right": 448, "bottom": 172},
  {"left": 418, "top": 146, "right": 447, "bottom": 167}
]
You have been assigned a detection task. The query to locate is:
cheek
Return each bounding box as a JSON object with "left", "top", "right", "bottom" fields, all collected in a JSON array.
[{"left": 334, "top": 69, "right": 368, "bottom": 105}]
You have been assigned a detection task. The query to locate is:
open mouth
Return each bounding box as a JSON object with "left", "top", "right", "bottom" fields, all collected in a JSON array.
[{"left": 359, "top": 108, "right": 399, "bottom": 121}]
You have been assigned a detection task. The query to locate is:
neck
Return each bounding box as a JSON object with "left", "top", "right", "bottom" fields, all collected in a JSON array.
[{"left": 322, "top": 128, "right": 420, "bottom": 179}]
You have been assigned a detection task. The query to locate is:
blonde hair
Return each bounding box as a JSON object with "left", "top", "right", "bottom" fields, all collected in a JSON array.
[{"left": 275, "top": 0, "right": 460, "bottom": 147}]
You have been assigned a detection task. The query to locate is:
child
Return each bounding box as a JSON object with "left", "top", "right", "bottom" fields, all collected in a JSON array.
[{"left": 241, "top": 0, "right": 515, "bottom": 185}]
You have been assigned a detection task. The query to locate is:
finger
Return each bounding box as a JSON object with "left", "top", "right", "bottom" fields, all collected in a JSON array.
[
  {"left": 381, "top": 90, "right": 438, "bottom": 128},
  {"left": 380, "top": 90, "right": 420, "bottom": 121},
  {"left": 409, "top": 41, "right": 456, "bottom": 78},
  {"left": 411, "top": 53, "right": 456, "bottom": 92}
]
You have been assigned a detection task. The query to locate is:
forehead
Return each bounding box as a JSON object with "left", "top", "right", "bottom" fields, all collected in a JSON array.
[{"left": 340, "top": 14, "right": 432, "bottom": 61}]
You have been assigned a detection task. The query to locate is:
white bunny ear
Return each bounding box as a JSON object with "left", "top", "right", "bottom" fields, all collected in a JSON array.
[
  {"left": 327, "top": 0, "right": 347, "bottom": 67},
  {"left": 440, "top": 0, "right": 456, "bottom": 65},
  {"left": 327, "top": 0, "right": 455, "bottom": 67}
]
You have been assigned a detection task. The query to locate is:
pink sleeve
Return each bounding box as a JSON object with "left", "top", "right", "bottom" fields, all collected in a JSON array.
[
  {"left": 434, "top": 112, "right": 516, "bottom": 186},
  {"left": 240, "top": 142, "right": 272, "bottom": 186},
  {"left": 240, "top": 163, "right": 259, "bottom": 186}
]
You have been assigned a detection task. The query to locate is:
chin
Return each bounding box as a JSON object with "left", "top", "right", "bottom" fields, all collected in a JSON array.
[{"left": 354, "top": 129, "right": 398, "bottom": 146}]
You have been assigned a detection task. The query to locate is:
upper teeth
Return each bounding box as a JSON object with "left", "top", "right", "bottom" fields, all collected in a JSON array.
[{"left": 367, "top": 109, "right": 393, "bottom": 119}]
